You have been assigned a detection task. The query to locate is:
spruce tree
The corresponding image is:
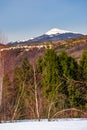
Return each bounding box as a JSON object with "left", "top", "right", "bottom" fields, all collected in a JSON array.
[{"left": 80, "top": 49, "right": 87, "bottom": 81}]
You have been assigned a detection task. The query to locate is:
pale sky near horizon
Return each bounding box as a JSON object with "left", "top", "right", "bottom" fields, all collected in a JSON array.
[{"left": 0, "top": 0, "right": 87, "bottom": 42}]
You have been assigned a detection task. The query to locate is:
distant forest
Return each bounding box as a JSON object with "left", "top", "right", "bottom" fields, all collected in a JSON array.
[{"left": 0, "top": 48, "right": 87, "bottom": 121}]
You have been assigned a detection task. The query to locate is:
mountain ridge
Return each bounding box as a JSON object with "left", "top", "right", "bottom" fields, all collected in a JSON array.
[{"left": 8, "top": 28, "right": 84, "bottom": 45}]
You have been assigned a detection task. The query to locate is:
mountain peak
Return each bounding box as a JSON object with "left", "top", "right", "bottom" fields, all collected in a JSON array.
[{"left": 45, "top": 28, "right": 70, "bottom": 35}]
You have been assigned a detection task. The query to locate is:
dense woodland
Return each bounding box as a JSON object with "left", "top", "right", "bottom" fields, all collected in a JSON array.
[{"left": 0, "top": 48, "right": 87, "bottom": 121}]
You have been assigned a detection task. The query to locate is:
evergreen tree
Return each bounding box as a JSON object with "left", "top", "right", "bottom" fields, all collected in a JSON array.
[
  {"left": 80, "top": 49, "right": 87, "bottom": 81},
  {"left": 67, "top": 82, "right": 86, "bottom": 108},
  {"left": 59, "top": 51, "right": 78, "bottom": 79},
  {"left": 42, "top": 49, "right": 60, "bottom": 99},
  {"left": 37, "top": 49, "right": 64, "bottom": 119},
  {"left": 12, "top": 58, "right": 35, "bottom": 120}
]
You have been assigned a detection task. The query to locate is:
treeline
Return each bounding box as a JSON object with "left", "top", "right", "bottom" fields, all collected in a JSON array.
[{"left": 0, "top": 49, "right": 87, "bottom": 121}]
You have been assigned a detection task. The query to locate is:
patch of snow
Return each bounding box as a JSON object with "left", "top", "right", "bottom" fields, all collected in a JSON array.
[
  {"left": 45, "top": 28, "right": 71, "bottom": 35},
  {"left": 0, "top": 119, "right": 87, "bottom": 130},
  {"left": 29, "top": 37, "right": 34, "bottom": 40},
  {"left": 49, "top": 35, "right": 54, "bottom": 37}
]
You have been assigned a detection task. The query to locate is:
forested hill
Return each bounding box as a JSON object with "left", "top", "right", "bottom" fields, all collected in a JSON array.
[
  {"left": 1, "top": 35, "right": 87, "bottom": 80},
  {"left": 0, "top": 35, "right": 87, "bottom": 121}
]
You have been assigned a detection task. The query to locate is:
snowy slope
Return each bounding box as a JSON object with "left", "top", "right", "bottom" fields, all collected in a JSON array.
[
  {"left": 45, "top": 28, "right": 70, "bottom": 35},
  {"left": 0, "top": 119, "right": 87, "bottom": 130}
]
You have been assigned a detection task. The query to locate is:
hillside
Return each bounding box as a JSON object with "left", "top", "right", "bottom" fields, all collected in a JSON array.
[
  {"left": 53, "top": 35, "right": 87, "bottom": 61},
  {"left": 0, "top": 36, "right": 87, "bottom": 121},
  {"left": 0, "top": 44, "right": 6, "bottom": 49},
  {"left": 1, "top": 35, "right": 87, "bottom": 80}
]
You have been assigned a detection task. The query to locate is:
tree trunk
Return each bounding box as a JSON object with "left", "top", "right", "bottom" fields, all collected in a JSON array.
[
  {"left": 0, "top": 52, "right": 4, "bottom": 107},
  {"left": 11, "top": 82, "right": 25, "bottom": 121},
  {"left": 33, "top": 64, "right": 40, "bottom": 121}
]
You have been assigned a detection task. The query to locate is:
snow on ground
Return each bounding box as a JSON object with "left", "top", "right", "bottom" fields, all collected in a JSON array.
[{"left": 0, "top": 119, "right": 87, "bottom": 130}]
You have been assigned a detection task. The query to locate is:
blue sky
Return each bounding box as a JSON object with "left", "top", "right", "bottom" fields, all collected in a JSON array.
[{"left": 0, "top": 0, "right": 87, "bottom": 42}]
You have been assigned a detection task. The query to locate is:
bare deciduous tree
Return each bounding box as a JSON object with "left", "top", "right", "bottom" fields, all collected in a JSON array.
[
  {"left": 0, "top": 52, "right": 4, "bottom": 107},
  {"left": 33, "top": 64, "right": 40, "bottom": 121}
]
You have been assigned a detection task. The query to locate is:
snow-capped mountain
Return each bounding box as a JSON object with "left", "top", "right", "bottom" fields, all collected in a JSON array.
[
  {"left": 8, "top": 28, "right": 84, "bottom": 45},
  {"left": 45, "top": 28, "right": 70, "bottom": 35}
]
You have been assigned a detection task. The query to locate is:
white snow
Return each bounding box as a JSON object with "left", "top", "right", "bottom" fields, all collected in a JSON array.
[
  {"left": 0, "top": 119, "right": 87, "bottom": 130},
  {"left": 29, "top": 37, "right": 34, "bottom": 40},
  {"left": 45, "top": 28, "right": 71, "bottom": 35}
]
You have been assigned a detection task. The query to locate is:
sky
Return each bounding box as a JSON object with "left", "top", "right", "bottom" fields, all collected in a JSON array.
[{"left": 0, "top": 0, "right": 87, "bottom": 43}]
